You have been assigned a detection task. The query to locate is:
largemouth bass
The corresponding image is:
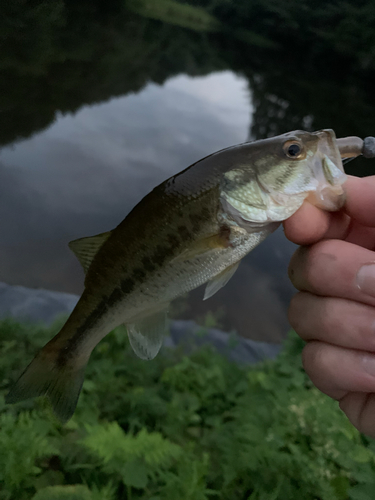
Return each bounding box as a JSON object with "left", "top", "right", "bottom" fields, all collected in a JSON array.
[{"left": 6, "top": 129, "right": 373, "bottom": 422}]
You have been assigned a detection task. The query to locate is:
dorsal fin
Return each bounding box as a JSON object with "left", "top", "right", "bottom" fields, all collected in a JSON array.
[{"left": 68, "top": 231, "right": 112, "bottom": 274}]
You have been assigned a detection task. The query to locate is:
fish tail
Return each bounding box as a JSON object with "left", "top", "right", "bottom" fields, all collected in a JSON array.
[{"left": 5, "top": 325, "right": 89, "bottom": 424}]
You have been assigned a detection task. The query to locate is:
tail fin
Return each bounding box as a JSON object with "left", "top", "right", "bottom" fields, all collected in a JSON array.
[{"left": 5, "top": 339, "right": 88, "bottom": 424}]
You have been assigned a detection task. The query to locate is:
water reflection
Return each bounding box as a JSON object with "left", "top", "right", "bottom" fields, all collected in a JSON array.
[
  {"left": 1, "top": 0, "right": 374, "bottom": 342},
  {"left": 1, "top": 72, "right": 296, "bottom": 341}
]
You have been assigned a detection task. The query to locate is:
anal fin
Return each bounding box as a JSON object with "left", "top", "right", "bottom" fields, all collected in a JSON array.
[
  {"left": 203, "top": 261, "right": 240, "bottom": 300},
  {"left": 127, "top": 308, "right": 169, "bottom": 360}
]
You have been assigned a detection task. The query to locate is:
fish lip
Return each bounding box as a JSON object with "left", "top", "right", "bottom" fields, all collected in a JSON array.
[
  {"left": 314, "top": 129, "right": 343, "bottom": 166},
  {"left": 308, "top": 130, "right": 347, "bottom": 211},
  {"left": 306, "top": 184, "right": 346, "bottom": 211}
]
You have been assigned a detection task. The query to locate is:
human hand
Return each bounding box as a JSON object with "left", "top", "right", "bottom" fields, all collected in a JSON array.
[{"left": 283, "top": 175, "right": 375, "bottom": 438}]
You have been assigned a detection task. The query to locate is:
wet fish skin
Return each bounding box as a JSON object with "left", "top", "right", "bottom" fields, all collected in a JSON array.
[{"left": 5, "top": 129, "right": 348, "bottom": 422}]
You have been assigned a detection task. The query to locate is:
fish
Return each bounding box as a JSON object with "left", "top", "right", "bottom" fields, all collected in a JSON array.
[{"left": 5, "top": 128, "right": 368, "bottom": 423}]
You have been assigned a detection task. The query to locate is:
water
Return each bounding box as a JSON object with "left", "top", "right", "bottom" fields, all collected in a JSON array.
[{"left": 1, "top": 1, "right": 374, "bottom": 342}]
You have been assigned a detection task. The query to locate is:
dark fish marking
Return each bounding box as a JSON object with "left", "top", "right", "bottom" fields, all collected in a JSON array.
[
  {"left": 177, "top": 225, "right": 191, "bottom": 240},
  {"left": 57, "top": 297, "right": 109, "bottom": 367},
  {"left": 167, "top": 234, "right": 180, "bottom": 248},
  {"left": 142, "top": 256, "right": 156, "bottom": 272},
  {"left": 152, "top": 244, "right": 175, "bottom": 266},
  {"left": 56, "top": 350, "right": 71, "bottom": 368},
  {"left": 121, "top": 278, "right": 135, "bottom": 294},
  {"left": 189, "top": 213, "right": 202, "bottom": 232},
  {"left": 107, "top": 287, "right": 123, "bottom": 306},
  {"left": 152, "top": 245, "right": 166, "bottom": 266},
  {"left": 165, "top": 246, "right": 176, "bottom": 258},
  {"left": 76, "top": 298, "right": 108, "bottom": 336},
  {"left": 190, "top": 212, "right": 203, "bottom": 221},
  {"left": 200, "top": 206, "right": 211, "bottom": 220},
  {"left": 132, "top": 267, "right": 146, "bottom": 281}
]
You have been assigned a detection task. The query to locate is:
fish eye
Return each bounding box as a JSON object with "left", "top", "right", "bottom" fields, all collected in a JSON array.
[{"left": 283, "top": 141, "right": 303, "bottom": 159}]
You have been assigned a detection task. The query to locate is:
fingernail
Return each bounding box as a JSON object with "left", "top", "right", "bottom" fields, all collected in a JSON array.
[
  {"left": 362, "top": 354, "right": 375, "bottom": 377},
  {"left": 357, "top": 263, "right": 375, "bottom": 297}
]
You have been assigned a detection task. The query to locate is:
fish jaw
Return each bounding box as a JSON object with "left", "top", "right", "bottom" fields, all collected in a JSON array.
[
  {"left": 220, "top": 129, "right": 348, "bottom": 228},
  {"left": 306, "top": 129, "right": 347, "bottom": 211},
  {"left": 267, "top": 129, "right": 347, "bottom": 213}
]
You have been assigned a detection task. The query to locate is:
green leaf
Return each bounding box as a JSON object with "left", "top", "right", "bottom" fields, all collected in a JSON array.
[
  {"left": 121, "top": 460, "right": 148, "bottom": 488},
  {"left": 33, "top": 471, "right": 65, "bottom": 490},
  {"left": 330, "top": 475, "right": 350, "bottom": 499},
  {"left": 349, "top": 482, "right": 375, "bottom": 500},
  {"left": 352, "top": 445, "right": 374, "bottom": 463},
  {"left": 32, "top": 485, "right": 92, "bottom": 500}
]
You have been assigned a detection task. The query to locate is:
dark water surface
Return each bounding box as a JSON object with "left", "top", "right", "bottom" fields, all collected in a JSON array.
[{"left": 1, "top": 1, "right": 374, "bottom": 342}]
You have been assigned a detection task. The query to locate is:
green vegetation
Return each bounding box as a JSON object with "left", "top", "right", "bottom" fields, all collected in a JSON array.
[
  {"left": 126, "top": 0, "right": 221, "bottom": 32},
  {"left": 1, "top": 318, "right": 375, "bottom": 500},
  {"left": 178, "top": 0, "right": 375, "bottom": 71}
]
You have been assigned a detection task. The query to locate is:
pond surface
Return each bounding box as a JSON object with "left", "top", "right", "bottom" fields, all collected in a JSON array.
[{"left": 1, "top": 1, "right": 374, "bottom": 342}]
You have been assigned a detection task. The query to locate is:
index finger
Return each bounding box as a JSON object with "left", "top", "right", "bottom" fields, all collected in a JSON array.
[
  {"left": 283, "top": 176, "right": 375, "bottom": 246},
  {"left": 345, "top": 175, "right": 375, "bottom": 226}
]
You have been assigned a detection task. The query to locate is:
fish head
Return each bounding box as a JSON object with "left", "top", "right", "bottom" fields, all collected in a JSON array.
[
  {"left": 221, "top": 129, "right": 347, "bottom": 225},
  {"left": 256, "top": 128, "right": 347, "bottom": 211}
]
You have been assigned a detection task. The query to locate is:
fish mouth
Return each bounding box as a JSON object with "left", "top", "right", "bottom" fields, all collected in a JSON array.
[{"left": 307, "top": 129, "right": 347, "bottom": 211}]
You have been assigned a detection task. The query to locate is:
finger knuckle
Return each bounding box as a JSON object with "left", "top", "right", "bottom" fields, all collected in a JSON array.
[
  {"left": 317, "top": 298, "right": 339, "bottom": 332},
  {"left": 302, "top": 341, "right": 330, "bottom": 378},
  {"left": 287, "top": 294, "right": 300, "bottom": 329},
  {"left": 303, "top": 241, "right": 338, "bottom": 294},
  {"left": 288, "top": 293, "right": 309, "bottom": 332}
]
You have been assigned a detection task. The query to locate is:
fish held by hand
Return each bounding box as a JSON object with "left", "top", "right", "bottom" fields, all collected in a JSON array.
[{"left": 6, "top": 129, "right": 370, "bottom": 422}]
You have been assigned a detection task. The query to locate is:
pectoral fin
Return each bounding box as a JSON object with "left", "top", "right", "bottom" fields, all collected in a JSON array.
[
  {"left": 127, "top": 308, "right": 169, "bottom": 360},
  {"left": 69, "top": 231, "right": 112, "bottom": 273},
  {"left": 203, "top": 261, "right": 240, "bottom": 300},
  {"left": 171, "top": 232, "right": 230, "bottom": 264}
]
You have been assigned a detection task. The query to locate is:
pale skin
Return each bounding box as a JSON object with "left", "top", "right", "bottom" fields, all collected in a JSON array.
[{"left": 283, "top": 175, "right": 375, "bottom": 438}]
